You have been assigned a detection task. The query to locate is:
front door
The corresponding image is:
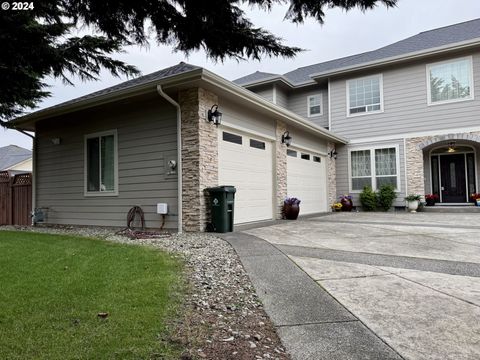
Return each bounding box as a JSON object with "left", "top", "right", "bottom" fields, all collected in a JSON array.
[{"left": 440, "top": 154, "right": 466, "bottom": 203}]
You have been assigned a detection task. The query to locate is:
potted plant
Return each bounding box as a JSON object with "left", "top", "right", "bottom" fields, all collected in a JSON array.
[
  {"left": 425, "top": 194, "right": 439, "bottom": 206},
  {"left": 283, "top": 197, "right": 301, "bottom": 220},
  {"left": 331, "top": 202, "right": 342, "bottom": 212},
  {"left": 470, "top": 193, "right": 480, "bottom": 205},
  {"left": 339, "top": 194, "right": 353, "bottom": 212},
  {"left": 405, "top": 194, "right": 422, "bottom": 212}
]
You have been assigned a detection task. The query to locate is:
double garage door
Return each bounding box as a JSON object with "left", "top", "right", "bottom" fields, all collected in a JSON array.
[{"left": 218, "top": 129, "right": 327, "bottom": 224}]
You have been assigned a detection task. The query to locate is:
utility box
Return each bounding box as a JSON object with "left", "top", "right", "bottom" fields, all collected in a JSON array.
[
  {"left": 206, "top": 186, "right": 236, "bottom": 233},
  {"left": 156, "top": 203, "right": 168, "bottom": 214}
]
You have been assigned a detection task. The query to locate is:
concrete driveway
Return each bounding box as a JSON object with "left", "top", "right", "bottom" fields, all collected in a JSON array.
[{"left": 242, "top": 212, "right": 480, "bottom": 360}]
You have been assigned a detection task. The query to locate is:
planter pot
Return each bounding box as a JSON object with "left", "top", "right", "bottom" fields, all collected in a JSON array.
[
  {"left": 407, "top": 200, "right": 419, "bottom": 213},
  {"left": 425, "top": 198, "right": 436, "bottom": 206},
  {"left": 477, "top": 199, "right": 480, "bottom": 207},
  {"left": 284, "top": 204, "right": 300, "bottom": 220},
  {"left": 340, "top": 199, "right": 353, "bottom": 212}
]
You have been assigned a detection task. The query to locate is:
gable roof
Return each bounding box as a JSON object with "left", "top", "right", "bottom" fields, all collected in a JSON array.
[
  {"left": 235, "top": 18, "right": 480, "bottom": 87},
  {"left": 0, "top": 145, "right": 32, "bottom": 170}
]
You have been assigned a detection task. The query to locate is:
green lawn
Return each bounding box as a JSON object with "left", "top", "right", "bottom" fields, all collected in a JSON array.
[{"left": 0, "top": 231, "right": 185, "bottom": 360}]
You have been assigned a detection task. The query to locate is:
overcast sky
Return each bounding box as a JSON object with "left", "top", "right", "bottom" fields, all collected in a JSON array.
[{"left": 3, "top": 0, "right": 480, "bottom": 150}]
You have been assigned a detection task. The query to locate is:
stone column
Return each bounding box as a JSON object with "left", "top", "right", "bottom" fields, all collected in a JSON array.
[
  {"left": 275, "top": 121, "right": 288, "bottom": 219},
  {"left": 179, "top": 87, "right": 218, "bottom": 232},
  {"left": 405, "top": 137, "right": 425, "bottom": 196},
  {"left": 327, "top": 142, "right": 337, "bottom": 206}
]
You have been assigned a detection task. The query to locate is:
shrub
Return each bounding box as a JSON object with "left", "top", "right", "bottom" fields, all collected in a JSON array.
[
  {"left": 377, "top": 184, "right": 396, "bottom": 211},
  {"left": 359, "top": 186, "right": 377, "bottom": 211}
]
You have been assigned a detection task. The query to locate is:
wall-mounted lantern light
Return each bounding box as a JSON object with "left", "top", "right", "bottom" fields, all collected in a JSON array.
[
  {"left": 328, "top": 148, "right": 338, "bottom": 159},
  {"left": 281, "top": 131, "right": 292, "bottom": 147},
  {"left": 207, "top": 104, "right": 222, "bottom": 126},
  {"left": 447, "top": 141, "right": 456, "bottom": 153}
]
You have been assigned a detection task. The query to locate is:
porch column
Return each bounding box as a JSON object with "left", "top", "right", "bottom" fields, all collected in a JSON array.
[
  {"left": 178, "top": 87, "right": 219, "bottom": 232},
  {"left": 275, "top": 121, "right": 288, "bottom": 219},
  {"left": 405, "top": 137, "right": 426, "bottom": 196},
  {"left": 327, "top": 141, "right": 337, "bottom": 206}
]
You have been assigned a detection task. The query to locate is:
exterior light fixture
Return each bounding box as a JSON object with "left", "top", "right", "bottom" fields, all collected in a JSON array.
[
  {"left": 447, "top": 141, "right": 456, "bottom": 153},
  {"left": 328, "top": 148, "right": 338, "bottom": 159},
  {"left": 281, "top": 131, "right": 292, "bottom": 147},
  {"left": 207, "top": 104, "right": 222, "bottom": 126},
  {"left": 51, "top": 137, "right": 61, "bottom": 145}
]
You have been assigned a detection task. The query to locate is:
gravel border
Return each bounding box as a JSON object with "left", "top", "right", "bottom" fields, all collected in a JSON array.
[{"left": 1, "top": 225, "right": 290, "bottom": 360}]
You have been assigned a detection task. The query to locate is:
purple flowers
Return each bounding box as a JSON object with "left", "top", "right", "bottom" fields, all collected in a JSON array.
[
  {"left": 284, "top": 196, "right": 301, "bottom": 206},
  {"left": 339, "top": 194, "right": 352, "bottom": 201}
]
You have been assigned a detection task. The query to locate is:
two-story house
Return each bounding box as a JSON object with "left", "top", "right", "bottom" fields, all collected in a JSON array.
[
  {"left": 235, "top": 18, "right": 480, "bottom": 207},
  {"left": 10, "top": 18, "right": 480, "bottom": 232}
]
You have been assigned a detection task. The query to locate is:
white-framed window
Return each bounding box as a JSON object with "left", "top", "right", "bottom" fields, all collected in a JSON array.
[
  {"left": 426, "top": 57, "right": 474, "bottom": 105},
  {"left": 347, "top": 74, "right": 383, "bottom": 116},
  {"left": 349, "top": 146, "right": 399, "bottom": 192},
  {"left": 307, "top": 94, "right": 322, "bottom": 117},
  {"left": 84, "top": 130, "right": 118, "bottom": 196}
]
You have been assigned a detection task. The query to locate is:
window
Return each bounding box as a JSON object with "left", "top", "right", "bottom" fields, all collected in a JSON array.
[
  {"left": 287, "top": 149, "right": 297, "bottom": 157},
  {"left": 222, "top": 131, "right": 242, "bottom": 144},
  {"left": 313, "top": 156, "right": 321, "bottom": 163},
  {"left": 350, "top": 147, "right": 399, "bottom": 192},
  {"left": 427, "top": 57, "right": 473, "bottom": 104},
  {"left": 301, "top": 153, "right": 310, "bottom": 160},
  {"left": 307, "top": 94, "right": 322, "bottom": 117},
  {"left": 85, "top": 130, "right": 117, "bottom": 195},
  {"left": 347, "top": 74, "right": 383, "bottom": 116},
  {"left": 250, "top": 139, "right": 265, "bottom": 150}
]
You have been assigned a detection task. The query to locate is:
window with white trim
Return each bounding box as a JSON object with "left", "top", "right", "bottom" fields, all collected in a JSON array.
[
  {"left": 347, "top": 75, "right": 382, "bottom": 115},
  {"left": 427, "top": 57, "right": 473, "bottom": 104},
  {"left": 307, "top": 94, "right": 322, "bottom": 117},
  {"left": 85, "top": 131, "right": 117, "bottom": 195},
  {"left": 350, "top": 147, "right": 398, "bottom": 191}
]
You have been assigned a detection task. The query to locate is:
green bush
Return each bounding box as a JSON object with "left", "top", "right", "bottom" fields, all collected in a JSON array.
[
  {"left": 377, "top": 184, "right": 397, "bottom": 211},
  {"left": 360, "top": 186, "right": 377, "bottom": 211}
]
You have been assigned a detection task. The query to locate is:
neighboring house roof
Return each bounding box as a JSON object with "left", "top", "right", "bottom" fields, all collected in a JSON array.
[
  {"left": 11, "top": 63, "right": 347, "bottom": 144},
  {"left": 235, "top": 18, "right": 480, "bottom": 87},
  {"left": 0, "top": 145, "right": 32, "bottom": 171}
]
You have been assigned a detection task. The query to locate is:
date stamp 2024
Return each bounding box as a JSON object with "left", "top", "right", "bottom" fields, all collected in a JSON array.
[{"left": 2, "top": 2, "right": 34, "bottom": 10}]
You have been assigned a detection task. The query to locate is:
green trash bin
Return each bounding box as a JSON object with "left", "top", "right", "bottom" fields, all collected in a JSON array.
[{"left": 206, "top": 186, "right": 236, "bottom": 233}]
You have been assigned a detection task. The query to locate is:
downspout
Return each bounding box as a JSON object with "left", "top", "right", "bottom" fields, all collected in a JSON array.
[{"left": 156, "top": 85, "right": 183, "bottom": 233}]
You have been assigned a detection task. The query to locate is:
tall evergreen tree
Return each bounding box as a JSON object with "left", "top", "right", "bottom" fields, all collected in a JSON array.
[{"left": 0, "top": 0, "right": 397, "bottom": 122}]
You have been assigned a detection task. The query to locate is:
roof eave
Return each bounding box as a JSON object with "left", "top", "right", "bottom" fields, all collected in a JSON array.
[
  {"left": 200, "top": 70, "right": 348, "bottom": 144},
  {"left": 309, "top": 38, "right": 480, "bottom": 80},
  {"left": 12, "top": 68, "right": 205, "bottom": 130}
]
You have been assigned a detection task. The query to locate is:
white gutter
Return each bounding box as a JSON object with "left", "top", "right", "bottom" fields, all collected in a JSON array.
[{"left": 156, "top": 85, "right": 183, "bottom": 233}]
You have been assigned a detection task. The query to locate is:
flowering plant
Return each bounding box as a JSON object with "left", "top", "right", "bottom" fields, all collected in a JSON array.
[
  {"left": 470, "top": 193, "right": 480, "bottom": 201},
  {"left": 331, "top": 202, "right": 342, "bottom": 210},
  {"left": 339, "top": 194, "right": 352, "bottom": 202},
  {"left": 425, "top": 194, "right": 439, "bottom": 200},
  {"left": 284, "top": 196, "right": 301, "bottom": 206}
]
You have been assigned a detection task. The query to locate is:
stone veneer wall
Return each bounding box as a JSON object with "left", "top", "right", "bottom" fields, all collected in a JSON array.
[
  {"left": 179, "top": 88, "right": 218, "bottom": 232},
  {"left": 406, "top": 131, "right": 480, "bottom": 197},
  {"left": 275, "top": 121, "right": 288, "bottom": 219},
  {"left": 327, "top": 141, "right": 337, "bottom": 205}
]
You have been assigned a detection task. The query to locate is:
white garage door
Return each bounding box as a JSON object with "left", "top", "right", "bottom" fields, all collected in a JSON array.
[
  {"left": 287, "top": 149, "right": 327, "bottom": 215},
  {"left": 218, "top": 130, "right": 273, "bottom": 224}
]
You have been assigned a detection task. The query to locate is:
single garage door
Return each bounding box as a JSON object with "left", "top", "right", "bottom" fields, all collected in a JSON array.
[
  {"left": 287, "top": 149, "right": 327, "bottom": 215},
  {"left": 218, "top": 130, "right": 273, "bottom": 224}
]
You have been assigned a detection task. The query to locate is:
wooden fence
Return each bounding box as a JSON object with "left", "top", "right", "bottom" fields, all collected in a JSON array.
[{"left": 0, "top": 171, "right": 32, "bottom": 226}]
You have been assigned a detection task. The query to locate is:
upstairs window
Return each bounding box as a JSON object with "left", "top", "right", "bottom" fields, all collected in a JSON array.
[
  {"left": 307, "top": 94, "right": 322, "bottom": 117},
  {"left": 347, "top": 74, "right": 383, "bottom": 116},
  {"left": 427, "top": 57, "right": 473, "bottom": 105},
  {"left": 85, "top": 130, "right": 117, "bottom": 196}
]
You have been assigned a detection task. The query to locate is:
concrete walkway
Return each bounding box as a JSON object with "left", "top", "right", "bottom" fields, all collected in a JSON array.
[{"left": 223, "top": 212, "right": 480, "bottom": 360}]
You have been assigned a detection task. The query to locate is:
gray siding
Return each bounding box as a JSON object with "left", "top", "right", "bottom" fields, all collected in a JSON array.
[
  {"left": 335, "top": 139, "right": 406, "bottom": 208},
  {"left": 35, "top": 96, "right": 178, "bottom": 229},
  {"left": 275, "top": 86, "right": 288, "bottom": 108},
  {"left": 287, "top": 86, "right": 329, "bottom": 128},
  {"left": 330, "top": 51, "right": 480, "bottom": 139},
  {"left": 249, "top": 84, "right": 274, "bottom": 103}
]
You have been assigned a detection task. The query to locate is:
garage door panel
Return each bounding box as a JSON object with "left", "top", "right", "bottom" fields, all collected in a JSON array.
[
  {"left": 219, "top": 130, "right": 273, "bottom": 224},
  {"left": 287, "top": 153, "right": 327, "bottom": 215}
]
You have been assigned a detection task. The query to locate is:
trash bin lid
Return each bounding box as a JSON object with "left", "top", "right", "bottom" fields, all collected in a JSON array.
[{"left": 206, "top": 185, "right": 236, "bottom": 193}]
